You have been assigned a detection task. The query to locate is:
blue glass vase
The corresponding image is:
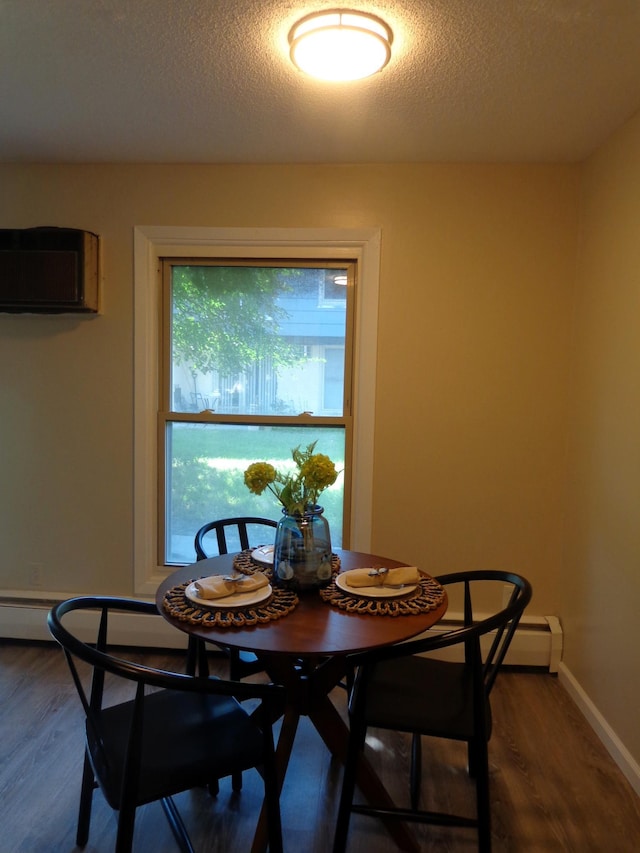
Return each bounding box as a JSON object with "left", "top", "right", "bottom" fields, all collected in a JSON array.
[{"left": 273, "top": 505, "right": 333, "bottom": 592}]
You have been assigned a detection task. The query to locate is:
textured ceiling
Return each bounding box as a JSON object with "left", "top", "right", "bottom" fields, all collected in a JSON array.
[{"left": 2, "top": 0, "right": 640, "bottom": 164}]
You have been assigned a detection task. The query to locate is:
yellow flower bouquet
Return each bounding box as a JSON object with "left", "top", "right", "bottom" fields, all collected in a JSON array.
[{"left": 244, "top": 441, "right": 338, "bottom": 517}]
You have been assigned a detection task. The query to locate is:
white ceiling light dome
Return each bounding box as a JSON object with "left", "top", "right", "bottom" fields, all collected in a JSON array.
[{"left": 288, "top": 9, "right": 393, "bottom": 82}]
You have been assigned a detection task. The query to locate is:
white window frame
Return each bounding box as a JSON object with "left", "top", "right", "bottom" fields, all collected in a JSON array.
[{"left": 133, "top": 226, "right": 380, "bottom": 595}]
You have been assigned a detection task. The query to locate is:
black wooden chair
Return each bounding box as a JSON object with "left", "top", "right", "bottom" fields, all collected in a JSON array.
[
  {"left": 48, "top": 596, "right": 284, "bottom": 853},
  {"left": 333, "top": 570, "right": 532, "bottom": 853},
  {"left": 190, "top": 516, "right": 277, "bottom": 682}
]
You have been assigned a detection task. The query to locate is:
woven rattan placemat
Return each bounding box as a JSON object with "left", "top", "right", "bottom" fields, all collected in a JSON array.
[
  {"left": 231, "top": 549, "right": 341, "bottom": 578},
  {"left": 162, "top": 579, "right": 299, "bottom": 628},
  {"left": 319, "top": 573, "right": 446, "bottom": 616}
]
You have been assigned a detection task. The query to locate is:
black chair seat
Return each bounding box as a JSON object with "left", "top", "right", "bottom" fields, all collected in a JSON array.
[
  {"left": 364, "top": 655, "right": 491, "bottom": 741},
  {"left": 91, "top": 690, "right": 266, "bottom": 809}
]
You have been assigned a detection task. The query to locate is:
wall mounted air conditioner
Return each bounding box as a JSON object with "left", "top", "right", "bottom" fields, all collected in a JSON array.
[{"left": 0, "top": 227, "right": 100, "bottom": 314}]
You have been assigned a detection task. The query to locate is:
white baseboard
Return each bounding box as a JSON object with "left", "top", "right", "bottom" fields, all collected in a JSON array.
[{"left": 559, "top": 661, "right": 640, "bottom": 798}]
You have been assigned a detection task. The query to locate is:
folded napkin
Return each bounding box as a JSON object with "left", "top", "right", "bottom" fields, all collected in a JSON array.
[
  {"left": 194, "top": 572, "right": 269, "bottom": 600},
  {"left": 344, "top": 566, "right": 420, "bottom": 588}
]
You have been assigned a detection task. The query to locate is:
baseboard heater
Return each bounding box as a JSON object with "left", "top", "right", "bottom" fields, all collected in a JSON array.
[
  {"left": 0, "top": 599, "right": 561, "bottom": 671},
  {"left": 414, "top": 613, "right": 563, "bottom": 673},
  {"left": 1, "top": 599, "right": 187, "bottom": 650}
]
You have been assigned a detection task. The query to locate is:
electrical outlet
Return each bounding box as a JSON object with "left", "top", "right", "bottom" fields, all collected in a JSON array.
[{"left": 28, "top": 562, "right": 44, "bottom": 588}]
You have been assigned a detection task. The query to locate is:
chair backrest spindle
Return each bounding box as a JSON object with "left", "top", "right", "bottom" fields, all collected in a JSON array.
[{"left": 194, "top": 516, "right": 277, "bottom": 560}]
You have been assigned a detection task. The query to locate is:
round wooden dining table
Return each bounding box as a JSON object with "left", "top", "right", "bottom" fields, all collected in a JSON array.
[{"left": 156, "top": 549, "right": 448, "bottom": 852}]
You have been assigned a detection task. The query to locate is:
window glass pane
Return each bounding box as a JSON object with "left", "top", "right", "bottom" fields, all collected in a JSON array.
[
  {"left": 169, "top": 265, "right": 347, "bottom": 416},
  {"left": 165, "top": 423, "right": 345, "bottom": 564}
]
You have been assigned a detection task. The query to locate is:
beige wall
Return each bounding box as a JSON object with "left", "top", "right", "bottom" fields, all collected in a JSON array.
[
  {"left": 2, "top": 144, "right": 638, "bottom": 773},
  {"left": 0, "top": 163, "right": 578, "bottom": 610},
  {"left": 562, "top": 111, "right": 640, "bottom": 764}
]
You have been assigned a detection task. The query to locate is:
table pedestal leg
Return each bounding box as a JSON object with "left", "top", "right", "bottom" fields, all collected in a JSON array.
[{"left": 251, "top": 704, "right": 300, "bottom": 853}]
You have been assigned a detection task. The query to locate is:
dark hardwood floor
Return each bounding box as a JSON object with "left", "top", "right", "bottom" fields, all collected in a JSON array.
[{"left": 1, "top": 639, "right": 639, "bottom": 852}]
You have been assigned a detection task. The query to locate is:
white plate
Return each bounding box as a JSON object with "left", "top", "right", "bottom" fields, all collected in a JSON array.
[
  {"left": 335, "top": 570, "right": 419, "bottom": 599},
  {"left": 251, "top": 545, "right": 274, "bottom": 566},
  {"left": 185, "top": 579, "right": 272, "bottom": 609}
]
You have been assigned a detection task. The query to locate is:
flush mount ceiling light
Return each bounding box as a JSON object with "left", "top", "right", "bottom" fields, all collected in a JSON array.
[{"left": 288, "top": 9, "right": 393, "bottom": 82}]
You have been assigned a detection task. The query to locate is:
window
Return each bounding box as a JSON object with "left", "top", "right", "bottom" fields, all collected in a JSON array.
[
  {"left": 160, "top": 260, "right": 354, "bottom": 564},
  {"left": 134, "top": 227, "right": 380, "bottom": 594}
]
